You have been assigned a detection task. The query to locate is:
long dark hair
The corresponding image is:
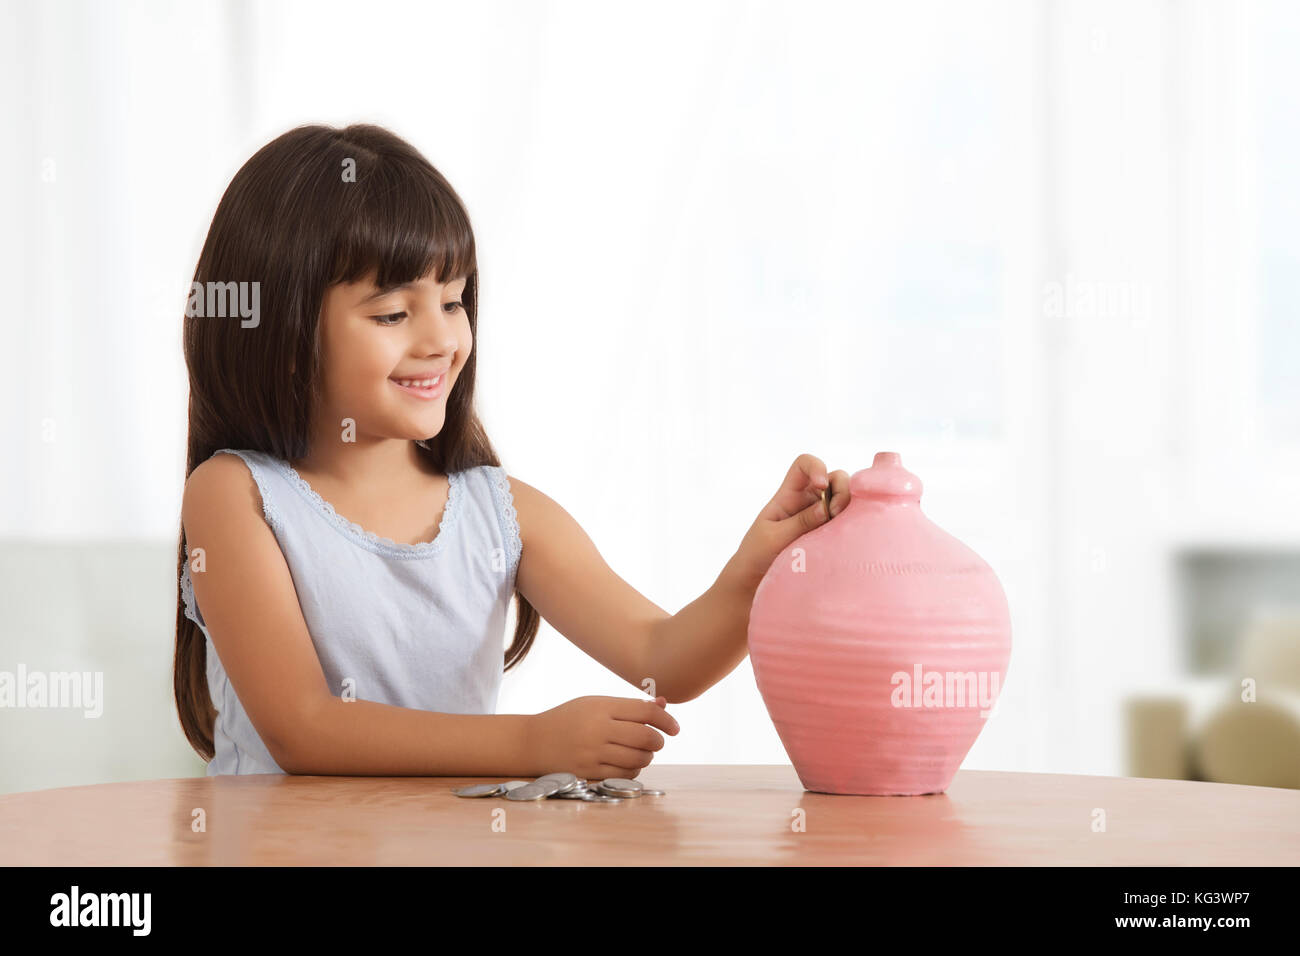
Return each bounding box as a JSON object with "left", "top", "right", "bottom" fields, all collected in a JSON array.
[{"left": 174, "top": 123, "right": 539, "bottom": 762}]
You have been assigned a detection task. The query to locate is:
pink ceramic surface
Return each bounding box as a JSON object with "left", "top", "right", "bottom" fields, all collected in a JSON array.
[{"left": 748, "top": 451, "right": 1012, "bottom": 795}]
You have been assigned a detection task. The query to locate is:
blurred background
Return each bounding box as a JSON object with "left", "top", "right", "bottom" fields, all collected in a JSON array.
[{"left": 1, "top": 0, "right": 1297, "bottom": 795}]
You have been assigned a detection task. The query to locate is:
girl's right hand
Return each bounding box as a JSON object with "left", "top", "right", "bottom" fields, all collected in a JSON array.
[{"left": 528, "top": 696, "right": 680, "bottom": 780}]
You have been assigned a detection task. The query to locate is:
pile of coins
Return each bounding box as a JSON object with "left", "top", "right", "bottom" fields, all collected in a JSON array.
[{"left": 452, "top": 772, "right": 665, "bottom": 803}]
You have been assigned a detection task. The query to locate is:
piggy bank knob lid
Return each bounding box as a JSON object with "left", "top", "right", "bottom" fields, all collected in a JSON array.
[{"left": 849, "top": 451, "right": 923, "bottom": 501}]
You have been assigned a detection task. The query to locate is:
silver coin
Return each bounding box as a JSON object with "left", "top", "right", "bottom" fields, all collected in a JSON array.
[
  {"left": 531, "top": 778, "right": 566, "bottom": 798},
  {"left": 499, "top": 781, "right": 530, "bottom": 793},
  {"left": 535, "top": 772, "right": 577, "bottom": 786},
  {"left": 452, "top": 783, "right": 504, "bottom": 798},
  {"left": 582, "top": 793, "right": 623, "bottom": 803},
  {"left": 505, "top": 782, "right": 551, "bottom": 801},
  {"left": 639, "top": 788, "right": 666, "bottom": 796},
  {"left": 551, "top": 789, "right": 590, "bottom": 800},
  {"left": 597, "top": 778, "right": 644, "bottom": 797},
  {"left": 535, "top": 772, "right": 579, "bottom": 795}
]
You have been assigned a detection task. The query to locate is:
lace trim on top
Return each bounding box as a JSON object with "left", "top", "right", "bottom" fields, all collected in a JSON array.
[
  {"left": 490, "top": 467, "right": 522, "bottom": 573},
  {"left": 179, "top": 561, "right": 205, "bottom": 632},
  {"left": 269, "top": 456, "right": 464, "bottom": 560}
]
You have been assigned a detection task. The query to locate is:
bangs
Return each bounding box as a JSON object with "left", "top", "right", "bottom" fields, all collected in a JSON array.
[{"left": 328, "top": 154, "right": 475, "bottom": 292}]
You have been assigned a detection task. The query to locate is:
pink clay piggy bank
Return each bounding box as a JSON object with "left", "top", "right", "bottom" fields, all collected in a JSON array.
[{"left": 747, "top": 451, "right": 1011, "bottom": 795}]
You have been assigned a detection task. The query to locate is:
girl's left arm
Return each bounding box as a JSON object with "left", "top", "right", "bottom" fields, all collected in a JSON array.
[{"left": 507, "top": 455, "right": 850, "bottom": 705}]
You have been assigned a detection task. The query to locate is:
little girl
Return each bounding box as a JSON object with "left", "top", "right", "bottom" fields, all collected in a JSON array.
[{"left": 174, "top": 123, "right": 851, "bottom": 778}]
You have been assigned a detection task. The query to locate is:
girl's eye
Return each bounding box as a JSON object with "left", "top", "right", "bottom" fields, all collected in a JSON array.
[{"left": 371, "top": 303, "right": 461, "bottom": 325}]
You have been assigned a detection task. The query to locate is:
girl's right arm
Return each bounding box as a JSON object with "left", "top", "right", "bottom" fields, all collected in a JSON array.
[{"left": 180, "top": 453, "right": 536, "bottom": 776}]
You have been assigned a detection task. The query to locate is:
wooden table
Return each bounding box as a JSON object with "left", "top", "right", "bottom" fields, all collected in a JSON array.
[{"left": 1, "top": 765, "right": 1296, "bottom": 865}]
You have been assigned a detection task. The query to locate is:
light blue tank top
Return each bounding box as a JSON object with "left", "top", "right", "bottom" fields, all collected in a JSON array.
[{"left": 178, "top": 448, "right": 521, "bottom": 775}]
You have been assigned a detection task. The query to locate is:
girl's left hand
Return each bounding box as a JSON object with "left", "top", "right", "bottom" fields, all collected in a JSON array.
[{"left": 724, "top": 454, "right": 851, "bottom": 593}]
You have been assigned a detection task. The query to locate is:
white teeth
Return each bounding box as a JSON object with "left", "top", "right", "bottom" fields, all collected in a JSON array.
[{"left": 395, "top": 374, "right": 442, "bottom": 388}]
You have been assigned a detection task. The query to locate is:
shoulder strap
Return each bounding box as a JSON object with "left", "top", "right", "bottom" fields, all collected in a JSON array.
[
  {"left": 179, "top": 448, "right": 285, "bottom": 633},
  {"left": 210, "top": 448, "right": 286, "bottom": 536},
  {"left": 482, "top": 465, "right": 522, "bottom": 578}
]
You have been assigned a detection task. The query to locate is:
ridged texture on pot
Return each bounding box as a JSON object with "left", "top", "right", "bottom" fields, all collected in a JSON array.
[{"left": 748, "top": 452, "right": 1011, "bottom": 795}]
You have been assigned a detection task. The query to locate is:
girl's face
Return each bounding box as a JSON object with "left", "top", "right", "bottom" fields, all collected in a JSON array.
[{"left": 315, "top": 270, "right": 472, "bottom": 444}]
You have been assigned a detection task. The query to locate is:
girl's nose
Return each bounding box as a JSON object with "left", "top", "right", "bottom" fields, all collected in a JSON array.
[{"left": 415, "top": 310, "right": 460, "bottom": 353}]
